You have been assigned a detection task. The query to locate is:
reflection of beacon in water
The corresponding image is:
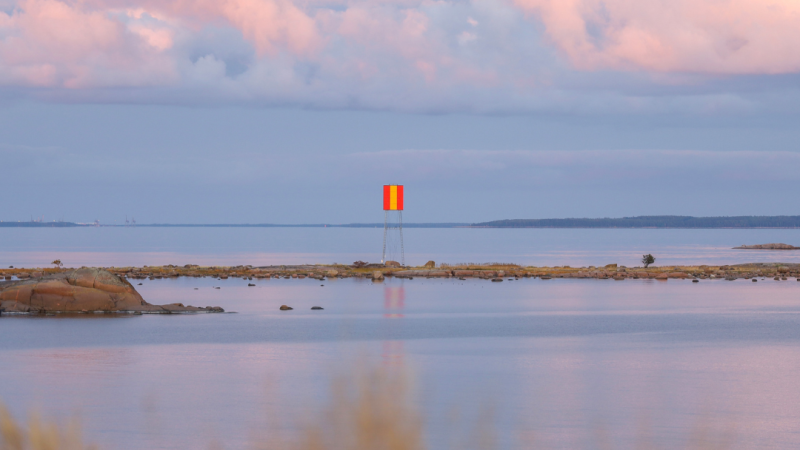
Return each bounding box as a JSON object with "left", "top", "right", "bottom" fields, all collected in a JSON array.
[
  {"left": 382, "top": 285, "right": 406, "bottom": 366},
  {"left": 384, "top": 285, "right": 405, "bottom": 318},
  {"left": 382, "top": 185, "right": 404, "bottom": 265}
]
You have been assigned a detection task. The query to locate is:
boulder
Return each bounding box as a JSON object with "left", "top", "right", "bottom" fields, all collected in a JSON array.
[
  {"left": 424, "top": 261, "right": 436, "bottom": 269},
  {"left": 311, "top": 306, "right": 324, "bottom": 310},
  {"left": 668, "top": 272, "right": 689, "bottom": 279},
  {"left": 655, "top": 273, "right": 669, "bottom": 280},
  {"left": 279, "top": 305, "right": 293, "bottom": 310},
  {"left": 428, "top": 271, "right": 450, "bottom": 277},
  {"left": 0, "top": 268, "right": 223, "bottom": 314},
  {"left": 372, "top": 271, "right": 385, "bottom": 281},
  {"left": 604, "top": 264, "right": 618, "bottom": 269},
  {"left": 327, "top": 270, "right": 339, "bottom": 277},
  {"left": 384, "top": 261, "right": 401, "bottom": 268}
]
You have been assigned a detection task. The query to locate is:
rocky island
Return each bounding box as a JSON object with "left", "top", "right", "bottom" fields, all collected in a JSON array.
[
  {"left": 2, "top": 261, "right": 800, "bottom": 296},
  {"left": 0, "top": 268, "right": 224, "bottom": 314}
]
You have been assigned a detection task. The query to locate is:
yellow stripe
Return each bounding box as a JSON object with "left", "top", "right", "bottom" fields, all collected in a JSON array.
[{"left": 389, "top": 185, "right": 398, "bottom": 210}]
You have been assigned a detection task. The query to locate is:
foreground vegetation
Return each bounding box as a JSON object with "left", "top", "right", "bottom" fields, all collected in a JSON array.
[{"left": 1, "top": 362, "right": 737, "bottom": 450}]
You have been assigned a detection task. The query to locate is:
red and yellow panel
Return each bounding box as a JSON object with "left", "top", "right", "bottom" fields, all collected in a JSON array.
[{"left": 383, "top": 185, "right": 404, "bottom": 210}]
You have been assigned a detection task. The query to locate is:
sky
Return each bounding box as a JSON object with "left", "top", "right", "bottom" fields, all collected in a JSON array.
[{"left": 1, "top": 0, "right": 800, "bottom": 223}]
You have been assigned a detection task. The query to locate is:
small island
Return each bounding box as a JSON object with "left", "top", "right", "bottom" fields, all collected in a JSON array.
[{"left": 733, "top": 243, "right": 799, "bottom": 250}]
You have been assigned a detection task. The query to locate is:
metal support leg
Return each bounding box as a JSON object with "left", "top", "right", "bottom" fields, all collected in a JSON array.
[{"left": 382, "top": 211, "right": 388, "bottom": 263}]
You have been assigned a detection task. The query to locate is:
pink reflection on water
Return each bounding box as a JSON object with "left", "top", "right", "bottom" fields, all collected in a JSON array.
[
  {"left": 382, "top": 285, "right": 406, "bottom": 366},
  {"left": 384, "top": 285, "right": 405, "bottom": 318}
]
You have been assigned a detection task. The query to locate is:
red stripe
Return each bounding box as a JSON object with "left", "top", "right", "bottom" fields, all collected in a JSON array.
[
  {"left": 383, "top": 185, "right": 391, "bottom": 210},
  {"left": 396, "top": 185, "right": 403, "bottom": 210}
]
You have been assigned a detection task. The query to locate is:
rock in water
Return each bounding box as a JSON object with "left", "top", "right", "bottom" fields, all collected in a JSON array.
[
  {"left": 279, "top": 305, "right": 293, "bottom": 311},
  {"left": 372, "top": 271, "right": 385, "bottom": 281},
  {"left": 0, "top": 268, "right": 224, "bottom": 314},
  {"left": 311, "top": 306, "right": 324, "bottom": 310}
]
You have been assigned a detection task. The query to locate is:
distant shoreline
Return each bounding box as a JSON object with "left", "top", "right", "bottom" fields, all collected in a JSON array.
[{"left": 4, "top": 215, "right": 800, "bottom": 229}]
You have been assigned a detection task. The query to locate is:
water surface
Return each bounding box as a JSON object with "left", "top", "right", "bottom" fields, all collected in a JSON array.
[
  {"left": 3, "top": 227, "right": 800, "bottom": 267},
  {"left": 2, "top": 276, "right": 800, "bottom": 449}
]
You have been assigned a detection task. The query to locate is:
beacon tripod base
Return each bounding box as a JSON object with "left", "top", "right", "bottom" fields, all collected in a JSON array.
[{"left": 381, "top": 210, "right": 404, "bottom": 266}]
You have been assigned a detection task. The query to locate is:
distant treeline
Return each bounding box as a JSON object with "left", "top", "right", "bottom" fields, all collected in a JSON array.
[{"left": 471, "top": 216, "right": 800, "bottom": 228}]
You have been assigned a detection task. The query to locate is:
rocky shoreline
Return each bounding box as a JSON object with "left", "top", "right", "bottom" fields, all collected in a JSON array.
[
  {"left": 0, "top": 268, "right": 224, "bottom": 315},
  {"left": 3, "top": 262, "right": 800, "bottom": 287}
]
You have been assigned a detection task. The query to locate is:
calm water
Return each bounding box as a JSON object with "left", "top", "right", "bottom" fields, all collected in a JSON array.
[
  {"left": 2, "top": 228, "right": 800, "bottom": 449},
  {"left": 2, "top": 226, "right": 800, "bottom": 267}
]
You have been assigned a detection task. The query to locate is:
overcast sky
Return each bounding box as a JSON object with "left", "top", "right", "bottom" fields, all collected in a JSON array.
[{"left": 1, "top": 0, "right": 800, "bottom": 223}]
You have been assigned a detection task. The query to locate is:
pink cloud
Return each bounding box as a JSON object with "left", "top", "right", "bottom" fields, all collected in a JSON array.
[
  {"left": 514, "top": 0, "right": 800, "bottom": 74},
  {"left": 3, "top": 0, "right": 799, "bottom": 110},
  {"left": 332, "top": 6, "right": 441, "bottom": 80},
  {"left": 84, "top": 0, "right": 321, "bottom": 55},
  {"left": 0, "top": 0, "right": 176, "bottom": 87}
]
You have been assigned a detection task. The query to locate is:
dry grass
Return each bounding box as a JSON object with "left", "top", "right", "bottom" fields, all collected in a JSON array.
[
  {"left": 1, "top": 363, "right": 735, "bottom": 450},
  {"left": 0, "top": 405, "right": 95, "bottom": 450},
  {"left": 258, "top": 365, "right": 424, "bottom": 450}
]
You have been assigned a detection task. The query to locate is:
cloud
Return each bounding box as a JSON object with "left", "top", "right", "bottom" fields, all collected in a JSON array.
[
  {"left": 0, "top": 0, "right": 799, "bottom": 112},
  {"left": 0, "top": 0, "right": 177, "bottom": 87},
  {"left": 514, "top": 0, "right": 800, "bottom": 74}
]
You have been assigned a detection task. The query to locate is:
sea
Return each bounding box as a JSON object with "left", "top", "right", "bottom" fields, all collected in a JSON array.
[{"left": 2, "top": 227, "right": 800, "bottom": 449}]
